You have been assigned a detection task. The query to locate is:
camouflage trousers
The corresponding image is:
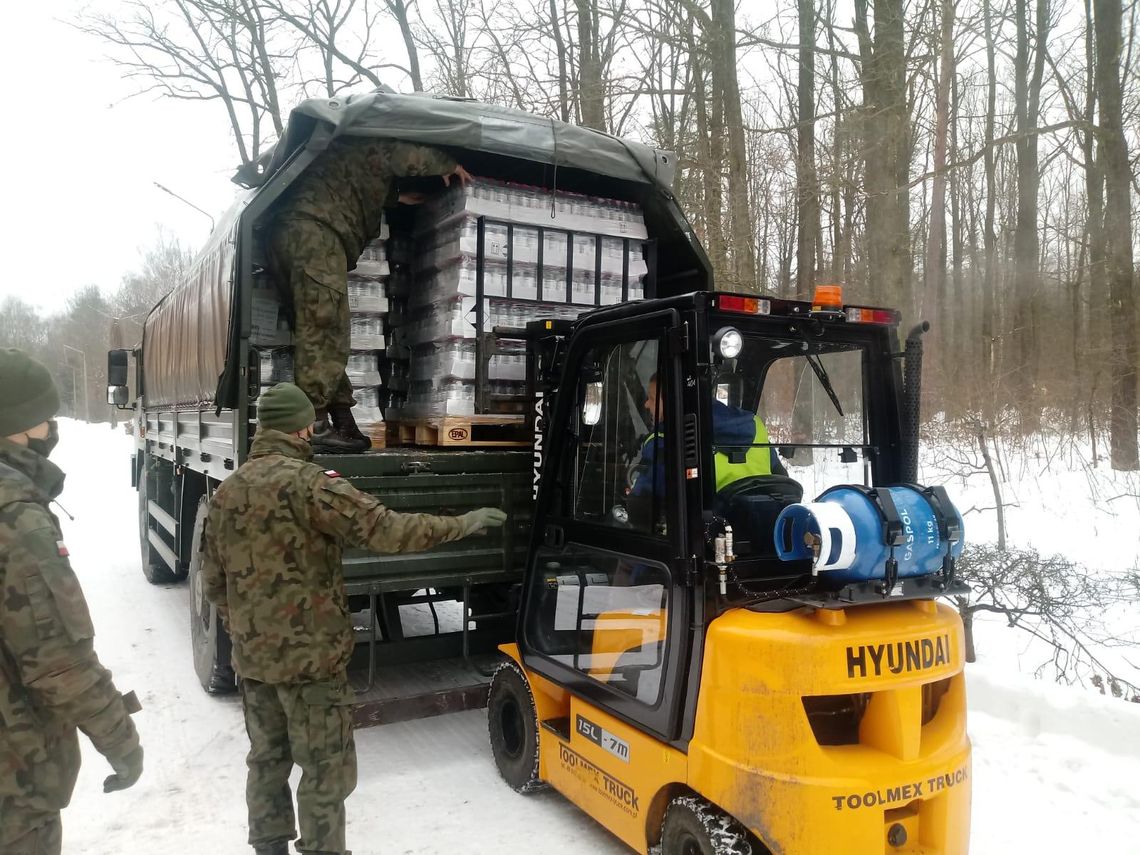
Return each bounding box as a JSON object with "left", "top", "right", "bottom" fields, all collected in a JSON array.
[
  {"left": 1, "top": 813, "right": 62, "bottom": 855},
  {"left": 240, "top": 675, "right": 357, "bottom": 855},
  {"left": 268, "top": 218, "right": 356, "bottom": 412}
]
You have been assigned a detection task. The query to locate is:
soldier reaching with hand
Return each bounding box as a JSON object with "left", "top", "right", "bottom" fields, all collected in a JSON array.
[
  {"left": 268, "top": 137, "right": 473, "bottom": 454},
  {"left": 0, "top": 349, "right": 143, "bottom": 855},
  {"left": 200, "top": 382, "right": 506, "bottom": 855}
]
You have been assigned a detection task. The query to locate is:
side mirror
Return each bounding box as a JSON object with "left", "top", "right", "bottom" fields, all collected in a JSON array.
[
  {"left": 107, "top": 349, "right": 130, "bottom": 407},
  {"left": 108, "top": 349, "right": 129, "bottom": 386}
]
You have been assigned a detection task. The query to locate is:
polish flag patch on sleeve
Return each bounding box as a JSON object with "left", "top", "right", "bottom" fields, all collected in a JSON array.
[
  {"left": 323, "top": 469, "right": 341, "bottom": 478},
  {"left": 57, "top": 541, "right": 69, "bottom": 557}
]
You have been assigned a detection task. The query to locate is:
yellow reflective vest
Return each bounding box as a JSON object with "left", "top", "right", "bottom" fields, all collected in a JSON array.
[{"left": 713, "top": 414, "right": 772, "bottom": 491}]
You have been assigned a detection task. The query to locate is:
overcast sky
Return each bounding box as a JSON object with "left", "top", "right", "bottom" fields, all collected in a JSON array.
[{"left": 1, "top": 1, "right": 245, "bottom": 315}]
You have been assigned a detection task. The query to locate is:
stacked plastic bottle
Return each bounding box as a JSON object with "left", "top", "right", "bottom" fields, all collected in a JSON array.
[
  {"left": 384, "top": 178, "right": 649, "bottom": 419},
  {"left": 344, "top": 216, "right": 390, "bottom": 429}
]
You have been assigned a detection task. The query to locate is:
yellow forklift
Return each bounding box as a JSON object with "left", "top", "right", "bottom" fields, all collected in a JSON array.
[{"left": 488, "top": 288, "right": 970, "bottom": 854}]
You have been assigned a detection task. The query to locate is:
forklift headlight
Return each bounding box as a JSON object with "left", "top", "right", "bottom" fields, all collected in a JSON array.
[{"left": 713, "top": 327, "right": 743, "bottom": 360}]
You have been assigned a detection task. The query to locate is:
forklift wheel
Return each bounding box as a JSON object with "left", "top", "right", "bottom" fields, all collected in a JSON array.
[
  {"left": 487, "top": 660, "right": 546, "bottom": 793},
  {"left": 660, "top": 795, "right": 754, "bottom": 855}
]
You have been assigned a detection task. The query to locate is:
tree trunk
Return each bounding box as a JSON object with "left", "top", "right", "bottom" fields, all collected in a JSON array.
[
  {"left": 982, "top": 0, "right": 999, "bottom": 390},
  {"left": 549, "top": 0, "right": 572, "bottom": 123},
  {"left": 710, "top": 0, "right": 755, "bottom": 290},
  {"left": 949, "top": 71, "right": 964, "bottom": 379},
  {"left": 796, "top": 0, "right": 820, "bottom": 300},
  {"left": 691, "top": 24, "right": 726, "bottom": 288},
  {"left": 1094, "top": 0, "right": 1140, "bottom": 469},
  {"left": 1084, "top": 0, "right": 1108, "bottom": 413},
  {"left": 575, "top": 0, "right": 605, "bottom": 130},
  {"left": 957, "top": 598, "right": 977, "bottom": 663},
  {"left": 925, "top": 1, "right": 955, "bottom": 343},
  {"left": 823, "top": 1, "right": 844, "bottom": 281},
  {"left": 386, "top": 1, "right": 423, "bottom": 92},
  {"left": 1012, "top": 0, "right": 1049, "bottom": 420},
  {"left": 855, "top": 0, "right": 911, "bottom": 312}
]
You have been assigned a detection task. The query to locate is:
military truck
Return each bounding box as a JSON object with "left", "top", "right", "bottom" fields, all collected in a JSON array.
[{"left": 106, "top": 91, "right": 709, "bottom": 719}]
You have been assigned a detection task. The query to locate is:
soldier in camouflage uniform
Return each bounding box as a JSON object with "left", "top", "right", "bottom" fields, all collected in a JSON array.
[
  {"left": 0, "top": 349, "right": 144, "bottom": 855},
  {"left": 201, "top": 383, "right": 505, "bottom": 855},
  {"left": 268, "top": 138, "right": 472, "bottom": 454}
]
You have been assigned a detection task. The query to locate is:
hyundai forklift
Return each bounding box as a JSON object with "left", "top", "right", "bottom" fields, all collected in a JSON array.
[{"left": 488, "top": 287, "right": 970, "bottom": 854}]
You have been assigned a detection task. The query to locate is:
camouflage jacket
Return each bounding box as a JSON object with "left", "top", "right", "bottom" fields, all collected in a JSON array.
[
  {"left": 274, "top": 138, "right": 457, "bottom": 265},
  {"left": 201, "top": 430, "right": 470, "bottom": 684},
  {"left": 0, "top": 439, "right": 140, "bottom": 838}
]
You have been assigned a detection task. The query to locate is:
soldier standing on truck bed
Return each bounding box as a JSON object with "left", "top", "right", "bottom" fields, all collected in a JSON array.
[
  {"left": 268, "top": 137, "right": 473, "bottom": 454},
  {"left": 0, "top": 349, "right": 144, "bottom": 855},
  {"left": 201, "top": 382, "right": 506, "bottom": 855}
]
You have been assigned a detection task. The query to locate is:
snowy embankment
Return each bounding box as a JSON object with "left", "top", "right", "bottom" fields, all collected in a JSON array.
[{"left": 45, "top": 420, "right": 1140, "bottom": 854}]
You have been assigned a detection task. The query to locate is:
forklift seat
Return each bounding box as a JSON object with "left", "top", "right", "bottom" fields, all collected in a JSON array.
[{"left": 713, "top": 475, "right": 804, "bottom": 557}]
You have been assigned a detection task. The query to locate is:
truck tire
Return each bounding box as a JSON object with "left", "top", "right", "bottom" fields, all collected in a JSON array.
[
  {"left": 138, "top": 468, "right": 182, "bottom": 584},
  {"left": 187, "top": 496, "right": 236, "bottom": 694},
  {"left": 660, "top": 796, "right": 754, "bottom": 855},
  {"left": 487, "top": 660, "right": 546, "bottom": 793}
]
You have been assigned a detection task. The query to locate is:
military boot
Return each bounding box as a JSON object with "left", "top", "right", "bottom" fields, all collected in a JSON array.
[
  {"left": 329, "top": 404, "right": 371, "bottom": 453},
  {"left": 311, "top": 410, "right": 367, "bottom": 455},
  {"left": 252, "top": 842, "right": 290, "bottom": 855}
]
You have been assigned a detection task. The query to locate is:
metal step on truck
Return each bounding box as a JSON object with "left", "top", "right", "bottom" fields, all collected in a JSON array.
[{"left": 106, "top": 91, "right": 708, "bottom": 724}]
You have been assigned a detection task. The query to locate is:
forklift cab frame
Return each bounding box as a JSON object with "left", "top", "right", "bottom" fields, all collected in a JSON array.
[{"left": 518, "top": 291, "right": 911, "bottom": 749}]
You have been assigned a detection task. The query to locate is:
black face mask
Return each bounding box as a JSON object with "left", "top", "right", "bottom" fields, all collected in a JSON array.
[{"left": 27, "top": 420, "right": 60, "bottom": 458}]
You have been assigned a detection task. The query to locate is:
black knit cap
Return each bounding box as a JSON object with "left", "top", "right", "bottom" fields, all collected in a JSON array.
[{"left": 0, "top": 349, "right": 61, "bottom": 437}]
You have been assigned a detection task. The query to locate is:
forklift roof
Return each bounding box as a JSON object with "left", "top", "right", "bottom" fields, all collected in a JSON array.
[{"left": 236, "top": 91, "right": 676, "bottom": 191}]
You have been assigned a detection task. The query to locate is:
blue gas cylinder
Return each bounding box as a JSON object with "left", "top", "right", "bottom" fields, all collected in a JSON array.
[{"left": 773, "top": 485, "right": 965, "bottom": 584}]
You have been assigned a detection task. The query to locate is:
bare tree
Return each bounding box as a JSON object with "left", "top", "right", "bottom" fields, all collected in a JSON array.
[
  {"left": 263, "top": 0, "right": 406, "bottom": 96},
  {"left": 1094, "top": 0, "right": 1140, "bottom": 470},
  {"left": 0, "top": 297, "right": 49, "bottom": 357},
  {"left": 854, "top": 0, "right": 911, "bottom": 311},
  {"left": 417, "top": 0, "right": 476, "bottom": 97},
  {"left": 1010, "top": 0, "right": 1050, "bottom": 415},
  {"left": 76, "top": 0, "right": 289, "bottom": 169},
  {"left": 795, "top": 0, "right": 821, "bottom": 300},
  {"left": 383, "top": 0, "right": 426, "bottom": 91},
  {"left": 957, "top": 544, "right": 1138, "bottom": 698},
  {"left": 924, "top": 0, "right": 955, "bottom": 328}
]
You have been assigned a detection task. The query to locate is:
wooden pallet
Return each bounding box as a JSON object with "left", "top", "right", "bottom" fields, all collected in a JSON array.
[
  {"left": 385, "top": 414, "right": 528, "bottom": 448},
  {"left": 363, "top": 422, "right": 388, "bottom": 449}
]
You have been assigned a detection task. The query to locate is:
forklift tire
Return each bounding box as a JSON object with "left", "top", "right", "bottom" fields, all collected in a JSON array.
[
  {"left": 138, "top": 470, "right": 183, "bottom": 584},
  {"left": 187, "top": 497, "right": 236, "bottom": 694},
  {"left": 487, "top": 660, "right": 546, "bottom": 793},
  {"left": 660, "top": 795, "right": 754, "bottom": 855}
]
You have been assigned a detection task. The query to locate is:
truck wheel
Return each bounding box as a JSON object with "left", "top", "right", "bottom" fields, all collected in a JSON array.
[
  {"left": 138, "top": 468, "right": 181, "bottom": 584},
  {"left": 487, "top": 660, "right": 545, "bottom": 793},
  {"left": 187, "top": 497, "right": 236, "bottom": 694},
  {"left": 660, "top": 795, "right": 754, "bottom": 855}
]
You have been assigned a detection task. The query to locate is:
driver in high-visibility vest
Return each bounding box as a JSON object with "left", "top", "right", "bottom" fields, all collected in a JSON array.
[{"left": 630, "top": 374, "right": 786, "bottom": 498}]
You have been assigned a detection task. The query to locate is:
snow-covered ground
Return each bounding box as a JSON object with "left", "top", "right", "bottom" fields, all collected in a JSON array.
[{"left": 42, "top": 420, "right": 1140, "bottom": 854}]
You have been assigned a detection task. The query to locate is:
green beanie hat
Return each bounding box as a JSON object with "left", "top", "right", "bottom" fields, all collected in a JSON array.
[
  {"left": 0, "top": 349, "right": 61, "bottom": 437},
  {"left": 257, "top": 382, "right": 316, "bottom": 433}
]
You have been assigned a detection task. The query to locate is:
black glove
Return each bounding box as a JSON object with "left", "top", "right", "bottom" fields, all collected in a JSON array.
[{"left": 104, "top": 745, "right": 144, "bottom": 793}]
